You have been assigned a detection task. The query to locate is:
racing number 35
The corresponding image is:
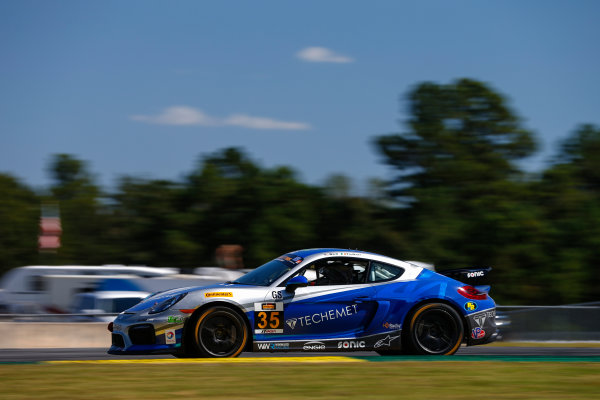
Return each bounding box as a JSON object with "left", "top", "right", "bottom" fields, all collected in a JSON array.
[
  {"left": 254, "top": 302, "right": 284, "bottom": 333},
  {"left": 255, "top": 311, "right": 282, "bottom": 329}
]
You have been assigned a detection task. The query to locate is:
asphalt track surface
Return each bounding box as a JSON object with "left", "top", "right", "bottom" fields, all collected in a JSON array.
[{"left": 2, "top": 345, "right": 600, "bottom": 362}]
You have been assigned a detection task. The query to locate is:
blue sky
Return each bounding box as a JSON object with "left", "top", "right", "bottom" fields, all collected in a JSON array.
[{"left": 1, "top": 1, "right": 599, "bottom": 193}]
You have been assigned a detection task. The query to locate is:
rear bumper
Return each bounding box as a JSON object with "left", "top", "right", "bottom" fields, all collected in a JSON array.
[{"left": 465, "top": 308, "right": 498, "bottom": 346}]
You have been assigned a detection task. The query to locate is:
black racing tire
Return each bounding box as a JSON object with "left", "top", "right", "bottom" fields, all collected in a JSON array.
[
  {"left": 187, "top": 306, "right": 248, "bottom": 358},
  {"left": 403, "top": 303, "right": 463, "bottom": 355}
]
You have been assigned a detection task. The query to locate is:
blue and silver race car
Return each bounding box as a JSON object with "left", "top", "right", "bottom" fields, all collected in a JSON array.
[{"left": 108, "top": 248, "right": 497, "bottom": 357}]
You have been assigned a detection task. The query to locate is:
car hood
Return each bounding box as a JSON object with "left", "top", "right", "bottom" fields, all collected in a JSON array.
[{"left": 124, "top": 282, "right": 264, "bottom": 313}]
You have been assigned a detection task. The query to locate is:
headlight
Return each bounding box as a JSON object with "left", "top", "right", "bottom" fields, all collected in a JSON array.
[{"left": 149, "top": 293, "right": 187, "bottom": 314}]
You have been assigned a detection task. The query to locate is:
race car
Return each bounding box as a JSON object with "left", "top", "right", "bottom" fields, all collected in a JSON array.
[{"left": 108, "top": 248, "right": 497, "bottom": 357}]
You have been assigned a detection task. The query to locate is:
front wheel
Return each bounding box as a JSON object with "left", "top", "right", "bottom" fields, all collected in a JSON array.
[
  {"left": 404, "top": 303, "right": 463, "bottom": 355},
  {"left": 187, "top": 306, "right": 248, "bottom": 358}
]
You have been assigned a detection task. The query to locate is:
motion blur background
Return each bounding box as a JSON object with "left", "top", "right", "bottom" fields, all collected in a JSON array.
[{"left": 1, "top": 1, "right": 600, "bottom": 308}]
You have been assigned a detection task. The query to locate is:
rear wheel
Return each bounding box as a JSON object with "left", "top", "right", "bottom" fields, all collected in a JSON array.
[
  {"left": 404, "top": 303, "right": 463, "bottom": 355},
  {"left": 186, "top": 306, "right": 248, "bottom": 358}
]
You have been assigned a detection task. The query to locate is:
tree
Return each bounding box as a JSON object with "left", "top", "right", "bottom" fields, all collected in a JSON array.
[
  {"left": 536, "top": 124, "right": 600, "bottom": 302},
  {"left": 110, "top": 177, "right": 197, "bottom": 268},
  {"left": 554, "top": 124, "right": 600, "bottom": 191},
  {"left": 184, "top": 148, "right": 321, "bottom": 267},
  {"left": 47, "top": 154, "right": 107, "bottom": 264},
  {"left": 0, "top": 174, "right": 39, "bottom": 275},
  {"left": 376, "top": 78, "right": 536, "bottom": 201},
  {"left": 375, "top": 79, "right": 542, "bottom": 303}
]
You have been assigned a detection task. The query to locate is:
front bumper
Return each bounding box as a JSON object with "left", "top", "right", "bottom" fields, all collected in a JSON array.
[{"left": 108, "top": 312, "right": 188, "bottom": 355}]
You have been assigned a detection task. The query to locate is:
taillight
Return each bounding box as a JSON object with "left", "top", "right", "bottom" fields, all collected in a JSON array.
[
  {"left": 458, "top": 285, "right": 488, "bottom": 300},
  {"left": 107, "top": 322, "right": 114, "bottom": 332}
]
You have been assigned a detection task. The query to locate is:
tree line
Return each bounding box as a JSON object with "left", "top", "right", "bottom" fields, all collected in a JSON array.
[{"left": 1, "top": 78, "right": 599, "bottom": 305}]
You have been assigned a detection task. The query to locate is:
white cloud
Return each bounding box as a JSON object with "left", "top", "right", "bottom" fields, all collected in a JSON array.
[
  {"left": 223, "top": 114, "right": 310, "bottom": 130},
  {"left": 130, "top": 106, "right": 218, "bottom": 126},
  {"left": 130, "top": 106, "right": 311, "bottom": 130},
  {"left": 296, "top": 46, "right": 354, "bottom": 63}
]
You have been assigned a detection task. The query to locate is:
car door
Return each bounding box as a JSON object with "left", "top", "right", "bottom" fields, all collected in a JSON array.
[{"left": 278, "top": 257, "right": 377, "bottom": 339}]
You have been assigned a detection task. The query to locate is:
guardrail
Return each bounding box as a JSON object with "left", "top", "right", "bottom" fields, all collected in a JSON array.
[{"left": 496, "top": 303, "right": 600, "bottom": 341}]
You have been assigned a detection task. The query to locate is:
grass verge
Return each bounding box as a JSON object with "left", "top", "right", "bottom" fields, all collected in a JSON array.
[{"left": 1, "top": 361, "right": 599, "bottom": 399}]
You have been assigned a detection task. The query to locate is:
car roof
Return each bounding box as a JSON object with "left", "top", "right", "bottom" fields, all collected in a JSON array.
[{"left": 289, "top": 248, "right": 384, "bottom": 258}]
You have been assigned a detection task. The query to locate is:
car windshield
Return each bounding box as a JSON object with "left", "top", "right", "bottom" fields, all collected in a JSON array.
[{"left": 232, "top": 259, "right": 297, "bottom": 286}]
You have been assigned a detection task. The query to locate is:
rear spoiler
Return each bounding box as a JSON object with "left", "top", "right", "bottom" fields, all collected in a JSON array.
[{"left": 438, "top": 266, "right": 492, "bottom": 284}]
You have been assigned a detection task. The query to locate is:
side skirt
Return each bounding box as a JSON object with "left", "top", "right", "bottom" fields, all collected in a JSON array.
[{"left": 253, "top": 331, "right": 402, "bottom": 352}]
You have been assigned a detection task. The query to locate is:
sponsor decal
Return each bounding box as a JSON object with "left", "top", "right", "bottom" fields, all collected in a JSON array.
[
  {"left": 286, "top": 318, "right": 298, "bottom": 330},
  {"left": 254, "top": 302, "right": 284, "bottom": 334},
  {"left": 338, "top": 340, "right": 365, "bottom": 349},
  {"left": 374, "top": 334, "right": 401, "bottom": 348},
  {"left": 303, "top": 341, "right": 326, "bottom": 351},
  {"left": 472, "top": 313, "right": 487, "bottom": 328},
  {"left": 467, "top": 271, "right": 485, "bottom": 278},
  {"left": 257, "top": 342, "right": 290, "bottom": 350},
  {"left": 464, "top": 302, "right": 478, "bottom": 311},
  {"left": 471, "top": 327, "right": 486, "bottom": 339},
  {"left": 165, "top": 329, "right": 176, "bottom": 344},
  {"left": 255, "top": 329, "right": 281, "bottom": 334},
  {"left": 271, "top": 291, "right": 283, "bottom": 300},
  {"left": 285, "top": 304, "right": 359, "bottom": 330},
  {"left": 472, "top": 310, "right": 495, "bottom": 327},
  {"left": 277, "top": 255, "right": 303, "bottom": 265},
  {"left": 112, "top": 324, "right": 122, "bottom": 332},
  {"left": 166, "top": 316, "right": 184, "bottom": 324},
  {"left": 205, "top": 292, "right": 233, "bottom": 298},
  {"left": 383, "top": 322, "right": 401, "bottom": 330}
]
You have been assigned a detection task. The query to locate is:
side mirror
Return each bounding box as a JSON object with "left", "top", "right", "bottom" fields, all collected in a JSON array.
[{"left": 285, "top": 275, "right": 309, "bottom": 292}]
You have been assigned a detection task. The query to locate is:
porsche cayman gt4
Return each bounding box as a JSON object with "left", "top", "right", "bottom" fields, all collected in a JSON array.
[{"left": 108, "top": 248, "right": 497, "bottom": 357}]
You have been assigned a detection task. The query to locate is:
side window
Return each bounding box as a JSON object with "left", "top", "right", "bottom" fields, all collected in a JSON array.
[
  {"left": 296, "top": 258, "right": 368, "bottom": 286},
  {"left": 368, "top": 262, "right": 404, "bottom": 283}
]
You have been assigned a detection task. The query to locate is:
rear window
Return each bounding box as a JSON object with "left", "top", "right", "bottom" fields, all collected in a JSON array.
[{"left": 368, "top": 262, "right": 404, "bottom": 283}]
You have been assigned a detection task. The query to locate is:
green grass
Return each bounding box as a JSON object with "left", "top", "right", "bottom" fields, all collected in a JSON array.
[{"left": 1, "top": 361, "right": 599, "bottom": 399}]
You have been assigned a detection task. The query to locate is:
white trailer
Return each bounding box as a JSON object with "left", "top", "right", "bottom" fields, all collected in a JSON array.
[{"left": 0, "top": 265, "right": 177, "bottom": 313}]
